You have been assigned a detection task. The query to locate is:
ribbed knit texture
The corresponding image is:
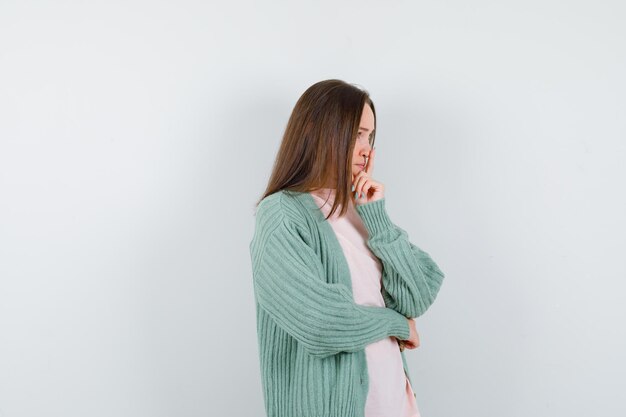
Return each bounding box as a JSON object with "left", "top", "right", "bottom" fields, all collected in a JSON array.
[{"left": 249, "top": 190, "right": 445, "bottom": 417}]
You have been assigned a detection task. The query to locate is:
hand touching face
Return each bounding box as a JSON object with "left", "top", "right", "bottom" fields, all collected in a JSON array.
[
  {"left": 350, "top": 103, "right": 384, "bottom": 204},
  {"left": 352, "top": 147, "right": 385, "bottom": 204}
]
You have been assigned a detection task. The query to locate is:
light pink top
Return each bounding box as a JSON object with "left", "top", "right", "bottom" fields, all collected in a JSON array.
[{"left": 310, "top": 188, "right": 421, "bottom": 417}]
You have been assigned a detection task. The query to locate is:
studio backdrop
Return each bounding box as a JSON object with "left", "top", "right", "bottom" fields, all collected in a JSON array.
[{"left": 0, "top": 1, "right": 624, "bottom": 416}]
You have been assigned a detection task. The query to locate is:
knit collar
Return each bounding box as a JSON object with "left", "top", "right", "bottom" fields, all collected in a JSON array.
[
  {"left": 285, "top": 189, "right": 356, "bottom": 294},
  {"left": 285, "top": 189, "right": 335, "bottom": 224}
]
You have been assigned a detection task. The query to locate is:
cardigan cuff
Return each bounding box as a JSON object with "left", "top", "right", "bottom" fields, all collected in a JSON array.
[
  {"left": 355, "top": 198, "right": 395, "bottom": 236},
  {"left": 385, "top": 308, "right": 411, "bottom": 340}
]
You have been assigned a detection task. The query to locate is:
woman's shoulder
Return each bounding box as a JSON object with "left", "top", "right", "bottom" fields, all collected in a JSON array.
[
  {"left": 255, "top": 189, "right": 309, "bottom": 226},
  {"left": 250, "top": 190, "right": 314, "bottom": 254}
]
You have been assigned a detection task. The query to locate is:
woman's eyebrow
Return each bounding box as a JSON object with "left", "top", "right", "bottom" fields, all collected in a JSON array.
[{"left": 359, "top": 127, "right": 374, "bottom": 132}]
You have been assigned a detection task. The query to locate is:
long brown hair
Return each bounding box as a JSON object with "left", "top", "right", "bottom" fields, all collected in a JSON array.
[{"left": 254, "top": 79, "right": 376, "bottom": 220}]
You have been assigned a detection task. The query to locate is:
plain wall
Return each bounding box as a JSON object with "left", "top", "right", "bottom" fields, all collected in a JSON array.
[{"left": 1, "top": 1, "right": 624, "bottom": 416}]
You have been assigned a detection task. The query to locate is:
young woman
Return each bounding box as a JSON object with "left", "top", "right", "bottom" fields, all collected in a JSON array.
[{"left": 249, "top": 79, "right": 445, "bottom": 417}]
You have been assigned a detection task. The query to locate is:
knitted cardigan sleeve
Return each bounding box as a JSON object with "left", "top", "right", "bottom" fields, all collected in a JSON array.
[
  {"left": 356, "top": 198, "right": 445, "bottom": 319},
  {"left": 250, "top": 198, "right": 411, "bottom": 359}
]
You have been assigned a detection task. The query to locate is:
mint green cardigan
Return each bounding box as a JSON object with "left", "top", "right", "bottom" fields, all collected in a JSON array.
[{"left": 249, "top": 189, "right": 445, "bottom": 417}]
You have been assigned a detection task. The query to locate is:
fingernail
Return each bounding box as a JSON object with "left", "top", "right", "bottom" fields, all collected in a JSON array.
[
  {"left": 351, "top": 184, "right": 355, "bottom": 192},
  {"left": 359, "top": 193, "right": 363, "bottom": 199},
  {"left": 354, "top": 192, "right": 358, "bottom": 198}
]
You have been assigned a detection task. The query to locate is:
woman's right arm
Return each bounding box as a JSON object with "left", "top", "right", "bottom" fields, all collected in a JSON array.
[{"left": 249, "top": 200, "right": 410, "bottom": 359}]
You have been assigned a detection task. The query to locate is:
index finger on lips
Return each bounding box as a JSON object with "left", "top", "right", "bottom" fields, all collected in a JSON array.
[{"left": 365, "top": 148, "right": 375, "bottom": 174}]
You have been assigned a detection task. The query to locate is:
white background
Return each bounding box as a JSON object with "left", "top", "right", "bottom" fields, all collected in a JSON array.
[{"left": 1, "top": 1, "right": 624, "bottom": 416}]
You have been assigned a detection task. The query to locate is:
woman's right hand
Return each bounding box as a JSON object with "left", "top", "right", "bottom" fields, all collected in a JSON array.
[{"left": 400, "top": 318, "right": 420, "bottom": 350}]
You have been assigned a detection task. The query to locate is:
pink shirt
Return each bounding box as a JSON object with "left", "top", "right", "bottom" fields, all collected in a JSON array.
[{"left": 310, "top": 188, "right": 421, "bottom": 417}]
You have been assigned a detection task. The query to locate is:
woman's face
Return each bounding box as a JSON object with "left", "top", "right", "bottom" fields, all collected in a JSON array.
[{"left": 352, "top": 103, "right": 375, "bottom": 176}]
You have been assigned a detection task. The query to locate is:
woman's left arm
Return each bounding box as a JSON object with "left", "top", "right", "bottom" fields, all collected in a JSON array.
[{"left": 356, "top": 197, "right": 445, "bottom": 319}]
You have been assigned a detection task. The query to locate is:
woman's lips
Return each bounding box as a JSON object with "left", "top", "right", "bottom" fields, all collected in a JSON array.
[{"left": 356, "top": 164, "right": 365, "bottom": 169}]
